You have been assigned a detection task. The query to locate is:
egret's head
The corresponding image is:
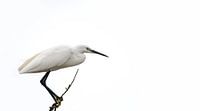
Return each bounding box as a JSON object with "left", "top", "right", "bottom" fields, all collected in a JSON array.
[{"left": 76, "top": 45, "right": 108, "bottom": 57}]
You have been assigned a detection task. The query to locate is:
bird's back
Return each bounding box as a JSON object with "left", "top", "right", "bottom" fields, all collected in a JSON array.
[{"left": 19, "top": 46, "right": 72, "bottom": 73}]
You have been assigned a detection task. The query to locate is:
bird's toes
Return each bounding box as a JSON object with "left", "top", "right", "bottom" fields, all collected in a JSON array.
[{"left": 55, "top": 96, "right": 63, "bottom": 104}]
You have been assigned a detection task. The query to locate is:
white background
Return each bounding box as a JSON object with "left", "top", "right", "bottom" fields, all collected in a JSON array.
[{"left": 0, "top": 0, "right": 200, "bottom": 111}]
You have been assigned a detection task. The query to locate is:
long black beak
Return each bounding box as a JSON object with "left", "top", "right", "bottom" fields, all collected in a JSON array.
[{"left": 90, "top": 49, "right": 109, "bottom": 57}]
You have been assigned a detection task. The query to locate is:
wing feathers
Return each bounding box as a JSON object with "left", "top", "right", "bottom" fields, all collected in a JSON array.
[{"left": 19, "top": 46, "right": 72, "bottom": 73}]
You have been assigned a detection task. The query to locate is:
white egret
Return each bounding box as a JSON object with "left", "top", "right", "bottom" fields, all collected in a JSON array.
[{"left": 18, "top": 45, "right": 108, "bottom": 108}]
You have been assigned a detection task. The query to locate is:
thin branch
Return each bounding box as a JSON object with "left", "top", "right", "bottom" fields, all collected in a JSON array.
[
  {"left": 61, "top": 69, "right": 79, "bottom": 97},
  {"left": 49, "top": 69, "right": 79, "bottom": 111}
]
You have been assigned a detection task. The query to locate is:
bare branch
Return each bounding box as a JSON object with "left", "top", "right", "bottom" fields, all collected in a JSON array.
[
  {"left": 61, "top": 69, "right": 79, "bottom": 97},
  {"left": 49, "top": 69, "right": 79, "bottom": 111}
]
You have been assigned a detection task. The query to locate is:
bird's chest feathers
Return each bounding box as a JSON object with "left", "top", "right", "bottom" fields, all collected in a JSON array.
[{"left": 63, "top": 53, "right": 86, "bottom": 67}]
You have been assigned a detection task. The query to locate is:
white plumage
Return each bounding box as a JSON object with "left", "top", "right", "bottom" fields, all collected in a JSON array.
[
  {"left": 19, "top": 45, "right": 108, "bottom": 73},
  {"left": 18, "top": 45, "right": 108, "bottom": 109}
]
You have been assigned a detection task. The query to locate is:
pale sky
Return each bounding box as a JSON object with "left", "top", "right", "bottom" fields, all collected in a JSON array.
[{"left": 0, "top": 0, "right": 200, "bottom": 111}]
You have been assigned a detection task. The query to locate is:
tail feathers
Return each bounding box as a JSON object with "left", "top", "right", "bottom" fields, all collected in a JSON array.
[
  {"left": 18, "top": 53, "right": 39, "bottom": 74},
  {"left": 18, "top": 67, "right": 27, "bottom": 74}
]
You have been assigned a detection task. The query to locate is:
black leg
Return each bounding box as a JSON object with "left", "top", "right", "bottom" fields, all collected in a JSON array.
[{"left": 40, "top": 71, "right": 62, "bottom": 103}]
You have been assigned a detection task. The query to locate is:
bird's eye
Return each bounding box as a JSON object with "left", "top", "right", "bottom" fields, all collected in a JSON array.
[{"left": 86, "top": 47, "right": 90, "bottom": 50}]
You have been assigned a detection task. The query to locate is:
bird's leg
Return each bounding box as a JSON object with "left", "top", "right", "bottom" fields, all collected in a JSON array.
[
  {"left": 42, "top": 69, "right": 79, "bottom": 111},
  {"left": 40, "top": 71, "right": 63, "bottom": 105}
]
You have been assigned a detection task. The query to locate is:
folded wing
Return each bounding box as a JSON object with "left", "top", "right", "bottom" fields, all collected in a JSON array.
[{"left": 19, "top": 46, "right": 72, "bottom": 73}]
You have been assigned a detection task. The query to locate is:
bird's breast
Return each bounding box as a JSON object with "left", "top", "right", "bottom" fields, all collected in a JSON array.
[{"left": 62, "top": 53, "right": 86, "bottom": 68}]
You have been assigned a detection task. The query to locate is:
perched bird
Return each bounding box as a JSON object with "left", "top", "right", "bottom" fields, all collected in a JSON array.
[{"left": 18, "top": 45, "right": 108, "bottom": 107}]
